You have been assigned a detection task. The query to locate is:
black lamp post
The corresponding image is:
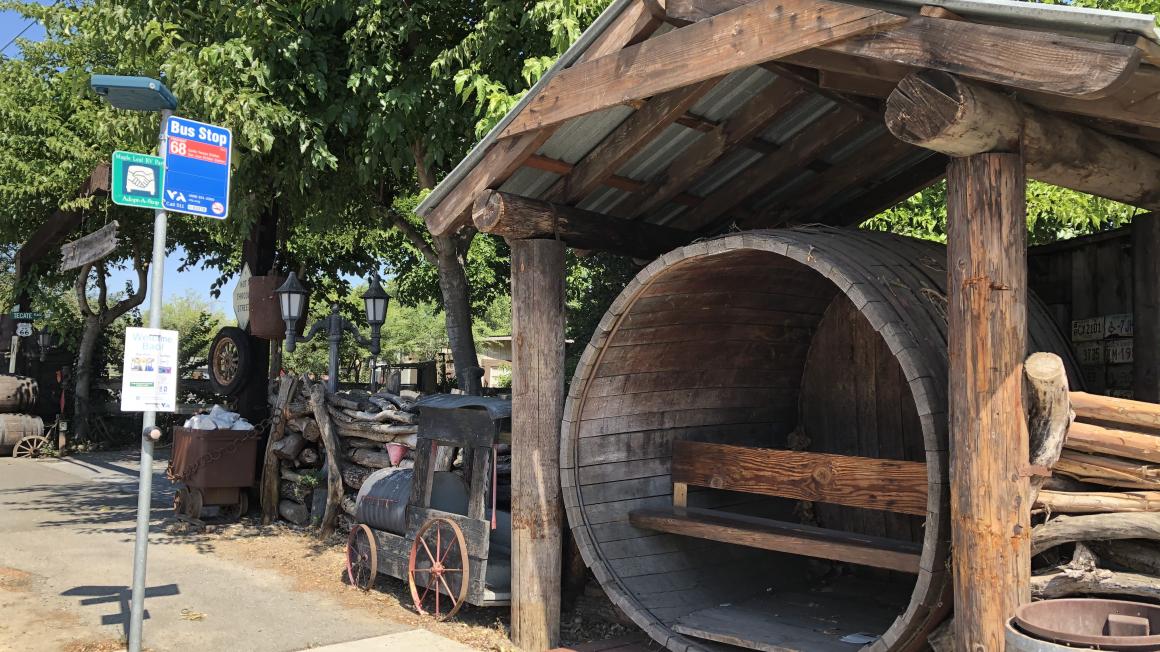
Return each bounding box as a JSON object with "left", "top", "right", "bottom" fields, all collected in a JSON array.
[
  {"left": 277, "top": 271, "right": 389, "bottom": 393},
  {"left": 38, "top": 331, "right": 53, "bottom": 362}
]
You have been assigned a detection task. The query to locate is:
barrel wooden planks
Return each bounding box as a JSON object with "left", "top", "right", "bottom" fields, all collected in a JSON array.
[
  {"left": 0, "top": 414, "right": 44, "bottom": 453},
  {"left": 0, "top": 375, "right": 38, "bottom": 413},
  {"left": 560, "top": 227, "right": 1078, "bottom": 652}
]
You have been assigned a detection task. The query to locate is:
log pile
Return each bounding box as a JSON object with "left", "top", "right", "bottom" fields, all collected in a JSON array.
[
  {"left": 1028, "top": 360, "right": 1160, "bottom": 601},
  {"left": 261, "top": 375, "right": 422, "bottom": 537}
]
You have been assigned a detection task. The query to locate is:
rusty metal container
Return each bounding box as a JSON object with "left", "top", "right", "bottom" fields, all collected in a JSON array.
[
  {"left": 247, "top": 275, "right": 308, "bottom": 341},
  {"left": 1009, "top": 599, "right": 1160, "bottom": 651},
  {"left": 170, "top": 427, "right": 259, "bottom": 489}
]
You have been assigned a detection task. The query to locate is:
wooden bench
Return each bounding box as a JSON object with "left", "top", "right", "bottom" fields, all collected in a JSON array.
[{"left": 628, "top": 441, "right": 929, "bottom": 573}]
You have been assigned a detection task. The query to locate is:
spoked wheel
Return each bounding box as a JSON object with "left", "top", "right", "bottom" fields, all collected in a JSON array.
[
  {"left": 12, "top": 434, "right": 51, "bottom": 459},
  {"left": 408, "top": 517, "right": 469, "bottom": 620},
  {"left": 174, "top": 486, "right": 204, "bottom": 521},
  {"left": 346, "top": 524, "right": 378, "bottom": 590}
]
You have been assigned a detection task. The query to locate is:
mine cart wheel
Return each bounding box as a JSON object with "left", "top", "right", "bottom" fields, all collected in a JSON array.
[
  {"left": 346, "top": 524, "right": 378, "bottom": 591},
  {"left": 220, "top": 491, "right": 249, "bottom": 521},
  {"left": 174, "top": 486, "right": 204, "bottom": 521},
  {"left": 208, "top": 327, "right": 252, "bottom": 396},
  {"left": 12, "top": 434, "right": 51, "bottom": 458},
  {"left": 408, "top": 517, "right": 469, "bottom": 620}
]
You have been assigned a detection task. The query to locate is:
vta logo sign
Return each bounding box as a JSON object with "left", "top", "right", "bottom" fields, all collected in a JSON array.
[{"left": 166, "top": 190, "right": 186, "bottom": 202}]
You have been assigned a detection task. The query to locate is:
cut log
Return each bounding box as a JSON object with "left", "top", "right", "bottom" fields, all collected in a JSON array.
[
  {"left": 1072, "top": 391, "right": 1160, "bottom": 433},
  {"left": 344, "top": 437, "right": 385, "bottom": 450},
  {"left": 280, "top": 479, "right": 313, "bottom": 504},
  {"left": 326, "top": 392, "right": 367, "bottom": 411},
  {"left": 341, "top": 494, "right": 357, "bottom": 517},
  {"left": 885, "top": 70, "right": 1160, "bottom": 211},
  {"left": 309, "top": 383, "right": 345, "bottom": 539},
  {"left": 288, "top": 417, "right": 320, "bottom": 442},
  {"left": 278, "top": 499, "right": 310, "bottom": 525},
  {"left": 1032, "top": 512, "right": 1160, "bottom": 555},
  {"left": 370, "top": 391, "right": 414, "bottom": 412},
  {"left": 271, "top": 431, "right": 306, "bottom": 462},
  {"left": 1055, "top": 450, "right": 1160, "bottom": 489},
  {"left": 472, "top": 190, "right": 691, "bottom": 259},
  {"left": 341, "top": 407, "right": 416, "bottom": 424},
  {"left": 1024, "top": 352, "right": 1072, "bottom": 505},
  {"left": 1036, "top": 489, "right": 1160, "bottom": 514},
  {"left": 1031, "top": 568, "right": 1160, "bottom": 601},
  {"left": 1067, "top": 421, "right": 1160, "bottom": 464},
  {"left": 280, "top": 466, "right": 304, "bottom": 483},
  {"left": 1090, "top": 540, "right": 1160, "bottom": 576},
  {"left": 335, "top": 425, "right": 418, "bottom": 446},
  {"left": 350, "top": 448, "right": 415, "bottom": 470},
  {"left": 297, "top": 447, "right": 319, "bottom": 467},
  {"left": 340, "top": 464, "right": 373, "bottom": 491},
  {"left": 285, "top": 401, "right": 313, "bottom": 419},
  {"left": 261, "top": 375, "right": 299, "bottom": 525}
]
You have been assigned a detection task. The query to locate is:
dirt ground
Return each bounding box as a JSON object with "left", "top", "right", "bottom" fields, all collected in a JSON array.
[{"left": 167, "top": 518, "right": 635, "bottom": 651}]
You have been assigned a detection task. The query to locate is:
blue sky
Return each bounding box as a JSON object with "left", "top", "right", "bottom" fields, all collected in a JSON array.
[{"left": 0, "top": 3, "right": 47, "bottom": 58}]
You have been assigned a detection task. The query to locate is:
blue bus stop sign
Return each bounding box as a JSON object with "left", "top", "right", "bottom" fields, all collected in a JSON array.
[{"left": 162, "top": 116, "right": 231, "bottom": 219}]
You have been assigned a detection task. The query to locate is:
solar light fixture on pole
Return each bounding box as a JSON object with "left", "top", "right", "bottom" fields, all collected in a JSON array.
[
  {"left": 90, "top": 74, "right": 178, "bottom": 652},
  {"left": 277, "top": 271, "right": 388, "bottom": 393}
]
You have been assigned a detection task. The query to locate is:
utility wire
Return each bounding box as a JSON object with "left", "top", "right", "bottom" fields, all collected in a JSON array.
[{"left": 0, "top": 18, "right": 38, "bottom": 55}]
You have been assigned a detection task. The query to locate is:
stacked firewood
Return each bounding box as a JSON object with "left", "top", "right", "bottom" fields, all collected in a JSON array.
[
  {"left": 262, "top": 374, "right": 421, "bottom": 535},
  {"left": 1028, "top": 354, "right": 1160, "bottom": 601}
]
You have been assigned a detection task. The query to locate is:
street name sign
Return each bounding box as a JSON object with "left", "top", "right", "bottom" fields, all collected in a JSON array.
[
  {"left": 9, "top": 311, "right": 42, "bottom": 320},
  {"left": 163, "top": 116, "right": 231, "bottom": 219},
  {"left": 112, "top": 151, "right": 164, "bottom": 210}
]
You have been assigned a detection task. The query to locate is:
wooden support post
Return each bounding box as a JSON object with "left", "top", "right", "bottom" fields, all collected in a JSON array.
[
  {"left": 947, "top": 153, "right": 1030, "bottom": 651},
  {"left": 510, "top": 238, "right": 566, "bottom": 650},
  {"left": 1134, "top": 213, "right": 1160, "bottom": 402}
]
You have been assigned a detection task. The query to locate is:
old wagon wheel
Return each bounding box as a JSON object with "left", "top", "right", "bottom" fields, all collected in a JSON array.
[
  {"left": 346, "top": 524, "right": 378, "bottom": 591},
  {"left": 12, "top": 434, "right": 51, "bottom": 458},
  {"left": 408, "top": 517, "right": 469, "bottom": 620},
  {"left": 208, "top": 327, "right": 252, "bottom": 396}
]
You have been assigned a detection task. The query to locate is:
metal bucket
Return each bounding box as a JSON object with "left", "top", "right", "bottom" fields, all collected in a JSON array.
[
  {"left": 355, "top": 468, "right": 468, "bottom": 535},
  {"left": 1008, "top": 599, "right": 1160, "bottom": 651}
]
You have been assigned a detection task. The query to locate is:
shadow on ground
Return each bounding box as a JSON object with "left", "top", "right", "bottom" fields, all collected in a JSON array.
[{"left": 61, "top": 584, "right": 180, "bottom": 638}]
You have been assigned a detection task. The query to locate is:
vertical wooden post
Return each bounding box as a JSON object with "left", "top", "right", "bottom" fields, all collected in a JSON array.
[
  {"left": 946, "top": 153, "right": 1030, "bottom": 651},
  {"left": 510, "top": 238, "right": 566, "bottom": 650},
  {"left": 1133, "top": 213, "right": 1160, "bottom": 403}
]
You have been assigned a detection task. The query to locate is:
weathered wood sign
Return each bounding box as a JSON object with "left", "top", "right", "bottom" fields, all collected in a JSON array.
[
  {"left": 233, "top": 263, "right": 251, "bottom": 330},
  {"left": 59, "top": 221, "right": 119, "bottom": 271}
]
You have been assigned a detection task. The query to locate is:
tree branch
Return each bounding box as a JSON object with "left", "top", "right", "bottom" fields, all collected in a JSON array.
[
  {"left": 96, "top": 261, "right": 108, "bottom": 313},
  {"left": 384, "top": 209, "right": 438, "bottom": 265},
  {"left": 75, "top": 263, "right": 95, "bottom": 318},
  {"left": 102, "top": 254, "right": 149, "bottom": 325}
]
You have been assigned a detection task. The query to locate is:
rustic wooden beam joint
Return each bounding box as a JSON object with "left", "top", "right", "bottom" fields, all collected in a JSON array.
[
  {"left": 886, "top": 70, "right": 1160, "bottom": 211},
  {"left": 473, "top": 190, "right": 691, "bottom": 259}
]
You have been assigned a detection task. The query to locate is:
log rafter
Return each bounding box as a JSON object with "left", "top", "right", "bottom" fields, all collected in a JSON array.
[{"left": 423, "top": 0, "right": 667, "bottom": 236}]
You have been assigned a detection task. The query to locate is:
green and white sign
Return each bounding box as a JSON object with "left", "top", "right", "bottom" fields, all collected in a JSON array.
[{"left": 112, "top": 150, "right": 165, "bottom": 210}]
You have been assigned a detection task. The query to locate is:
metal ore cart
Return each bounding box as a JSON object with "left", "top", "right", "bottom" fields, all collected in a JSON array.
[{"left": 345, "top": 395, "right": 512, "bottom": 620}]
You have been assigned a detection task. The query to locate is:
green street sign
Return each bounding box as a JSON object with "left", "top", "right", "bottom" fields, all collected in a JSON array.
[
  {"left": 112, "top": 150, "right": 165, "bottom": 210},
  {"left": 10, "top": 311, "right": 42, "bottom": 320}
]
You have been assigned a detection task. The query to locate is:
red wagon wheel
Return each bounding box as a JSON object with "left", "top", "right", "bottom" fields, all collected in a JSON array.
[
  {"left": 408, "top": 517, "right": 469, "bottom": 620},
  {"left": 346, "top": 524, "right": 378, "bottom": 591}
]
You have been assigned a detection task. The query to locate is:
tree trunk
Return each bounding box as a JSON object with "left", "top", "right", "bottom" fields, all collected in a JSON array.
[
  {"left": 72, "top": 314, "right": 102, "bottom": 441},
  {"left": 434, "top": 234, "right": 481, "bottom": 391}
]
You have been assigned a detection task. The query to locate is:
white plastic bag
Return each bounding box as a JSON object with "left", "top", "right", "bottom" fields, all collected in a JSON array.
[
  {"left": 187, "top": 414, "right": 218, "bottom": 430},
  {"left": 232, "top": 418, "right": 254, "bottom": 431},
  {"left": 208, "top": 404, "right": 240, "bottom": 429}
]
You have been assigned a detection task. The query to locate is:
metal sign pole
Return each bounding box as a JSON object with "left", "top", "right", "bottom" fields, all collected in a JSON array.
[{"left": 128, "top": 107, "right": 172, "bottom": 652}]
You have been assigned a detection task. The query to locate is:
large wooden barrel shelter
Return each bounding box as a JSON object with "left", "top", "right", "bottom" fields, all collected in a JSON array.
[{"left": 561, "top": 227, "right": 1078, "bottom": 652}]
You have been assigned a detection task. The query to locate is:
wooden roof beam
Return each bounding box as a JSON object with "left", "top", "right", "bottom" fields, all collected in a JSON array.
[
  {"left": 619, "top": 75, "right": 811, "bottom": 218},
  {"left": 667, "top": 0, "right": 1141, "bottom": 99},
  {"left": 888, "top": 70, "right": 1160, "bottom": 211},
  {"left": 524, "top": 154, "right": 702, "bottom": 206},
  {"left": 743, "top": 131, "right": 921, "bottom": 228},
  {"left": 499, "top": 0, "right": 904, "bottom": 137},
  {"left": 545, "top": 78, "right": 722, "bottom": 205},
  {"left": 668, "top": 106, "right": 866, "bottom": 231},
  {"left": 423, "top": 0, "right": 666, "bottom": 237},
  {"left": 472, "top": 190, "right": 692, "bottom": 259},
  {"left": 819, "top": 154, "right": 948, "bottom": 227}
]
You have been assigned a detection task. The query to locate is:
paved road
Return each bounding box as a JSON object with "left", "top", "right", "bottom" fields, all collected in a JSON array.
[{"left": 0, "top": 451, "right": 415, "bottom": 652}]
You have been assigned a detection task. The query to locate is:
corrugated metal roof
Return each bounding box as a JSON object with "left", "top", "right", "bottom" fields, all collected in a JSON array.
[{"left": 417, "top": 0, "right": 1159, "bottom": 233}]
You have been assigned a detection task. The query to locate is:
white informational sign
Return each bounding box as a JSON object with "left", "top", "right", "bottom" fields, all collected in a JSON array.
[
  {"left": 15, "top": 323, "right": 32, "bottom": 337},
  {"left": 120, "top": 327, "right": 180, "bottom": 412},
  {"left": 233, "top": 263, "right": 251, "bottom": 330}
]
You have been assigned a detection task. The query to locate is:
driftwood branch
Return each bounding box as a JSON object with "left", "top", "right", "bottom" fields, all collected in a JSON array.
[
  {"left": 1032, "top": 512, "right": 1160, "bottom": 555},
  {"left": 1036, "top": 489, "right": 1160, "bottom": 514},
  {"left": 1031, "top": 568, "right": 1160, "bottom": 600},
  {"left": 309, "top": 383, "right": 345, "bottom": 539}
]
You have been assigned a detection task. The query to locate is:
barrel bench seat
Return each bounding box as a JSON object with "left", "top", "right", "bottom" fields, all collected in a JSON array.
[{"left": 629, "top": 441, "right": 926, "bottom": 573}]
